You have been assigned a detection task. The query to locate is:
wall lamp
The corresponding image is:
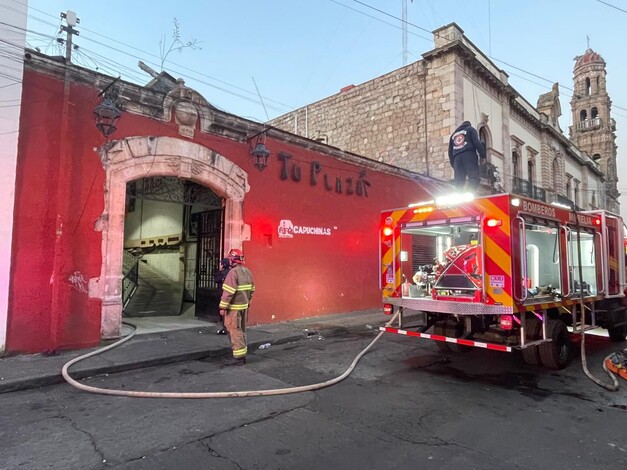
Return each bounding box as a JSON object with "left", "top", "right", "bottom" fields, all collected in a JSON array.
[
  {"left": 248, "top": 129, "right": 271, "bottom": 171},
  {"left": 94, "top": 77, "right": 121, "bottom": 138}
]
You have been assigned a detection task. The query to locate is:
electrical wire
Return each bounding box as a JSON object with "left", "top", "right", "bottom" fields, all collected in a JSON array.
[{"left": 61, "top": 311, "right": 400, "bottom": 398}]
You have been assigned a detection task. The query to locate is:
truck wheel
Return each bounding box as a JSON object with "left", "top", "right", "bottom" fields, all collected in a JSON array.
[
  {"left": 521, "top": 318, "right": 542, "bottom": 366},
  {"left": 539, "top": 320, "right": 572, "bottom": 369},
  {"left": 433, "top": 321, "right": 451, "bottom": 352},
  {"left": 608, "top": 325, "right": 627, "bottom": 342},
  {"left": 433, "top": 319, "right": 472, "bottom": 352}
]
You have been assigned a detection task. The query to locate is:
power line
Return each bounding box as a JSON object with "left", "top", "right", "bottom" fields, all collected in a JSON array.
[{"left": 595, "top": 0, "right": 627, "bottom": 14}]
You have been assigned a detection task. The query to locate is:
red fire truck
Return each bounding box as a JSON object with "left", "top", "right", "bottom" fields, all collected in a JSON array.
[{"left": 380, "top": 192, "right": 627, "bottom": 369}]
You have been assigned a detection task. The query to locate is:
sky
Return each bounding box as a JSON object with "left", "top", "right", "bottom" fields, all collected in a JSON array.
[{"left": 17, "top": 0, "right": 627, "bottom": 213}]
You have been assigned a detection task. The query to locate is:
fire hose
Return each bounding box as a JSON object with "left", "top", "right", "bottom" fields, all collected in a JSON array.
[
  {"left": 61, "top": 311, "right": 400, "bottom": 398},
  {"left": 572, "top": 213, "right": 620, "bottom": 391}
]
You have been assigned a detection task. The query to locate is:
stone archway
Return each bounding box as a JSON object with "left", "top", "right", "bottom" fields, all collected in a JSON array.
[{"left": 93, "top": 136, "right": 250, "bottom": 339}]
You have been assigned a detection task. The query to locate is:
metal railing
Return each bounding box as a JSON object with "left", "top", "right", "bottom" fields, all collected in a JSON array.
[
  {"left": 512, "top": 177, "right": 546, "bottom": 202},
  {"left": 122, "top": 250, "right": 142, "bottom": 309}
]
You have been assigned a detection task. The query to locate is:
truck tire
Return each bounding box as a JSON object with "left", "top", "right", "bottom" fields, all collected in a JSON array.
[
  {"left": 433, "top": 319, "right": 472, "bottom": 353},
  {"left": 444, "top": 319, "right": 473, "bottom": 353},
  {"left": 539, "top": 320, "right": 572, "bottom": 369},
  {"left": 433, "top": 321, "right": 451, "bottom": 352},
  {"left": 521, "top": 318, "right": 542, "bottom": 366},
  {"left": 608, "top": 325, "right": 627, "bottom": 342},
  {"left": 606, "top": 302, "right": 627, "bottom": 342}
]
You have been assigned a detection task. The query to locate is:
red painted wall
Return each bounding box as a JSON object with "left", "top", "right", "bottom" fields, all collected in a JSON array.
[{"left": 8, "top": 65, "right": 441, "bottom": 353}]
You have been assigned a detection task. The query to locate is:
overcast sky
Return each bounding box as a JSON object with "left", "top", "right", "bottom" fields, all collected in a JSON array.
[{"left": 19, "top": 0, "right": 627, "bottom": 214}]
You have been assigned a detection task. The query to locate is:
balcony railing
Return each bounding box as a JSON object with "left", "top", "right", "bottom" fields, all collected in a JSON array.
[
  {"left": 575, "top": 117, "right": 601, "bottom": 131},
  {"left": 512, "top": 177, "right": 546, "bottom": 202}
]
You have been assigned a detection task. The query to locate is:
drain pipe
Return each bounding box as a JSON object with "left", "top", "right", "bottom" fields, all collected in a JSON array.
[{"left": 62, "top": 312, "right": 400, "bottom": 398}]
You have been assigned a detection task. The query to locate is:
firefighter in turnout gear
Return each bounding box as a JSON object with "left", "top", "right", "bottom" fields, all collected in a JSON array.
[
  {"left": 448, "top": 120, "right": 486, "bottom": 192},
  {"left": 219, "top": 248, "right": 255, "bottom": 366}
]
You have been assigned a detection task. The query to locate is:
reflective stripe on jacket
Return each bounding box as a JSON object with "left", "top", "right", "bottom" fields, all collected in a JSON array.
[{"left": 219, "top": 265, "right": 255, "bottom": 311}]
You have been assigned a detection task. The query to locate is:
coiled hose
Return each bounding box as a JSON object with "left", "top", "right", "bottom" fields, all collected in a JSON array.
[{"left": 62, "top": 311, "right": 400, "bottom": 398}]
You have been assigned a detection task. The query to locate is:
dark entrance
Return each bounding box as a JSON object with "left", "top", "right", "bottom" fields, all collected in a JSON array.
[{"left": 195, "top": 209, "right": 224, "bottom": 320}]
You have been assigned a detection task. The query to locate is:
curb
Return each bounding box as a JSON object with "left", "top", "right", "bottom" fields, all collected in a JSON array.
[{"left": 0, "top": 318, "right": 393, "bottom": 394}]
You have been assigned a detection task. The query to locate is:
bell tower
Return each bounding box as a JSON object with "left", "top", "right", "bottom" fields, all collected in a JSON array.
[{"left": 569, "top": 48, "right": 619, "bottom": 212}]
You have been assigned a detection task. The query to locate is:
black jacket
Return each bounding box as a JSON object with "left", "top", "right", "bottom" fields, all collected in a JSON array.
[{"left": 448, "top": 121, "right": 486, "bottom": 166}]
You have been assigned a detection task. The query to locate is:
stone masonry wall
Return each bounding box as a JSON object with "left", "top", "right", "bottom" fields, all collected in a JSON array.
[{"left": 270, "top": 55, "right": 461, "bottom": 182}]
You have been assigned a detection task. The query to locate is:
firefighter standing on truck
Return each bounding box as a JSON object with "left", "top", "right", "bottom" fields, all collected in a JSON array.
[
  {"left": 448, "top": 120, "right": 486, "bottom": 192},
  {"left": 219, "top": 248, "right": 255, "bottom": 366}
]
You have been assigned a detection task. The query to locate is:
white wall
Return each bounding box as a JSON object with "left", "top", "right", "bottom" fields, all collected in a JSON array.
[
  {"left": 0, "top": 0, "right": 27, "bottom": 354},
  {"left": 124, "top": 198, "right": 184, "bottom": 243}
]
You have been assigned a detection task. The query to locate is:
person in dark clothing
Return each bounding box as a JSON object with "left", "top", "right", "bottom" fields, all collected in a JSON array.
[
  {"left": 448, "top": 121, "right": 486, "bottom": 192},
  {"left": 214, "top": 257, "right": 231, "bottom": 335}
]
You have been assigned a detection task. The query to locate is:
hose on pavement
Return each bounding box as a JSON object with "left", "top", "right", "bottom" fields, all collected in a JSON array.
[{"left": 61, "top": 311, "right": 400, "bottom": 398}]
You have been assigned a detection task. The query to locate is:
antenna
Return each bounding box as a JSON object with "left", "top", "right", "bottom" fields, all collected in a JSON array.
[
  {"left": 60, "top": 10, "right": 80, "bottom": 63},
  {"left": 252, "top": 76, "right": 270, "bottom": 122}
]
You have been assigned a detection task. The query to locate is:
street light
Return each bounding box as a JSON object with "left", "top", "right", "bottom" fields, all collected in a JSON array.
[{"left": 93, "top": 97, "right": 121, "bottom": 138}]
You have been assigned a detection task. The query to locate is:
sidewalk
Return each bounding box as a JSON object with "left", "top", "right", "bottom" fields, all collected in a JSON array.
[{"left": 0, "top": 309, "right": 418, "bottom": 394}]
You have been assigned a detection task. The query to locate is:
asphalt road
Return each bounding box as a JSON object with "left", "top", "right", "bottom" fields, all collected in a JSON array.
[{"left": 1, "top": 329, "right": 626, "bottom": 470}]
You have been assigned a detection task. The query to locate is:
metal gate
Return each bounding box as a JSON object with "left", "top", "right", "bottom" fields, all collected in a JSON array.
[{"left": 195, "top": 209, "right": 224, "bottom": 319}]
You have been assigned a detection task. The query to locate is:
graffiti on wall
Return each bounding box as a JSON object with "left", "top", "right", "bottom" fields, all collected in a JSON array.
[{"left": 68, "top": 271, "right": 88, "bottom": 294}]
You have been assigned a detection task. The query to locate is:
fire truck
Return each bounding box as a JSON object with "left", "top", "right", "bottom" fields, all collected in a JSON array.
[{"left": 380, "top": 192, "right": 627, "bottom": 369}]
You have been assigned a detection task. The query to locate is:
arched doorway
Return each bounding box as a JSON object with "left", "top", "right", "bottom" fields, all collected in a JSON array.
[{"left": 96, "top": 136, "right": 250, "bottom": 339}]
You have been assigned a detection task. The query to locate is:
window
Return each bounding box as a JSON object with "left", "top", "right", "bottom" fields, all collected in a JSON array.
[
  {"left": 566, "top": 178, "right": 572, "bottom": 200},
  {"left": 512, "top": 151, "right": 521, "bottom": 178},
  {"left": 596, "top": 75, "right": 600, "bottom": 93},
  {"left": 528, "top": 159, "right": 535, "bottom": 187},
  {"left": 479, "top": 126, "right": 491, "bottom": 159},
  {"left": 591, "top": 191, "right": 597, "bottom": 208},
  {"left": 551, "top": 158, "right": 559, "bottom": 190},
  {"left": 580, "top": 109, "right": 587, "bottom": 122},
  {"left": 574, "top": 182, "right": 580, "bottom": 207},
  {"left": 591, "top": 107, "right": 598, "bottom": 119},
  {"left": 585, "top": 77, "right": 591, "bottom": 95},
  {"left": 523, "top": 222, "right": 562, "bottom": 298},
  {"left": 567, "top": 228, "right": 598, "bottom": 296}
]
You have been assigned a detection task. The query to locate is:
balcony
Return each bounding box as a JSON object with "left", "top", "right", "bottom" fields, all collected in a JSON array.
[
  {"left": 575, "top": 117, "right": 601, "bottom": 131},
  {"left": 512, "top": 177, "right": 546, "bottom": 202}
]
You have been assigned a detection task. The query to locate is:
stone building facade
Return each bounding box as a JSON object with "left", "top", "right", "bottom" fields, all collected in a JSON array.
[
  {"left": 569, "top": 49, "right": 620, "bottom": 212},
  {"left": 271, "top": 23, "right": 617, "bottom": 212}
]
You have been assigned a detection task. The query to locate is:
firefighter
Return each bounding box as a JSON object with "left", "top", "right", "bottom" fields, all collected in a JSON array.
[
  {"left": 219, "top": 248, "right": 255, "bottom": 366},
  {"left": 448, "top": 120, "right": 486, "bottom": 192}
]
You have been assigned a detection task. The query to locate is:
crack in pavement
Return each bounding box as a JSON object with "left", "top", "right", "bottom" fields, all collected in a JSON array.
[
  {"left": 56, "top": 414, "right": 107, "bottom": 465},
  {"left": 199, "top": 440, "right": 244, "bottom": 470}
]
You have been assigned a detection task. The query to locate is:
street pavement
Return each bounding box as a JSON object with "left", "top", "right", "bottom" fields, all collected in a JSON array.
[
  {"left": 0, "top": 318, "right": 625, "bottom": 470},
  {"left": 0, "top": 308, "right": 406, "bottom": 394}
]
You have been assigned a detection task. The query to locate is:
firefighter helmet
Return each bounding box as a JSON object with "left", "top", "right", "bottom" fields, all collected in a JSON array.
[{"left": 228, "top": 248, "right": 244, "bottom": 264}]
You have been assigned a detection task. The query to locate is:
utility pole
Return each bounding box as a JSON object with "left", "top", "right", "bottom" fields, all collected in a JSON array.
[
  {"left": 402, "top": 0, "right": 412, "bottom": 66},
  {"left": 60, "top": 10, "right": 79, "bottom": 63},
  {"left": 402, "top": 0, "right": 408, "bottom": 65}
]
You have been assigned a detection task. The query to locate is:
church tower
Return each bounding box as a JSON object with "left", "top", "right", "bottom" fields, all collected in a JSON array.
[{"left": 569, "top": 48, "right": 619, "bottom": 212}]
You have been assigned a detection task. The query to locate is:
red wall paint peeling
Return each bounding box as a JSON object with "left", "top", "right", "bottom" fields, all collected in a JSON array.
[{"left": 7, "top": 66, "right": 441, "bottom": 353}]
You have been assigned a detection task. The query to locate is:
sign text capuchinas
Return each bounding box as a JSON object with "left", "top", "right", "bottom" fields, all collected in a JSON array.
[{"left": 278, "top": 152, "right": 371, "bottom": 197}]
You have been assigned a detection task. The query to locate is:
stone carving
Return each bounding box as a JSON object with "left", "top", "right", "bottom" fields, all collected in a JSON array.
[
  {"left": 173, "top": 100, "right": 198, "bottom": 138},
  {"left": 163, "top": 79, "right": 214, "bottom": 138}
]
